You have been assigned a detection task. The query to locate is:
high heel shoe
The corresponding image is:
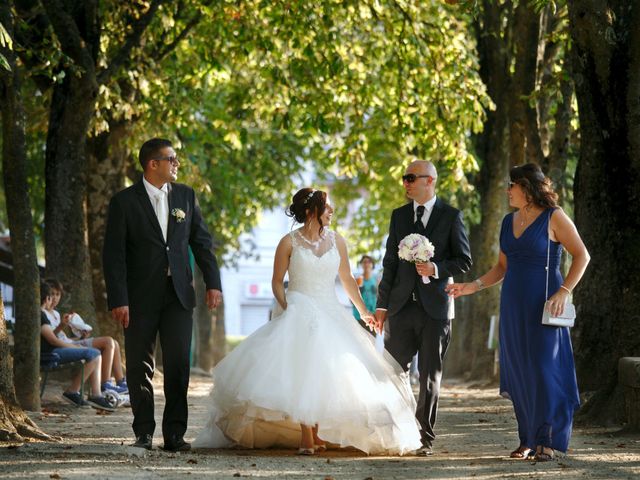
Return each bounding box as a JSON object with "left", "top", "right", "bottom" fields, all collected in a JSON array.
[
  {"left": 314, "top": 443, "right": 327, "bottom": 452},
  {"left": 296, "top": 447, "right": 315, "bottom": 455}
]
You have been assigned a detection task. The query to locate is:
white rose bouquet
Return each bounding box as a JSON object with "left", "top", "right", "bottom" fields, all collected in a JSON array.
[{"left": 398, "top": 233, "right": 435, "bottom": 284}]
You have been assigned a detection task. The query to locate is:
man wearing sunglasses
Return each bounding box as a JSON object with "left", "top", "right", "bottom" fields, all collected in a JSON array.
[
  {"left": 374, "top": 159, "right": 472, "bottom": 456},
  {"left": 103, "top": 138, "right": 222, "bottom": 452}
]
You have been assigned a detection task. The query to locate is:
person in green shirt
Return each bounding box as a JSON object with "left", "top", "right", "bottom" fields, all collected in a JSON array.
[{"left": 352, "top": 255, "right": 378, "bottom": 335}]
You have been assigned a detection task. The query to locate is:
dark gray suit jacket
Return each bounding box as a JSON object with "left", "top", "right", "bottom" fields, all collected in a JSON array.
[
  {"left": 103, "top": 179, "right": 221, "bottom": 313},
  {"left": 376, "top": 199, "right": 472, "bottom": 319}
]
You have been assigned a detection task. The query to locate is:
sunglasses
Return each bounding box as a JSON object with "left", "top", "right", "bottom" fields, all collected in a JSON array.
[
  {"left": 155, "top": 156, "right": 180, "bottom": 166},
  {"left": 507, "top": 180, "right": 517, "bottom": 189},
  {"left": 402, "top": 174, "right": 431, "bottom": 183}
]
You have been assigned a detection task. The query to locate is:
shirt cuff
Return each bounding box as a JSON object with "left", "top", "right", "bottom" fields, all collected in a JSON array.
[
  {"left": 375, "top": 308, "right": 388, "bottom": 312},
  {"left": 432, "top": 262, "right": 439, "bottom": 279}
]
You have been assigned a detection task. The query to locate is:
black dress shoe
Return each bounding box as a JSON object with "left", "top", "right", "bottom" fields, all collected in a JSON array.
[
  {"left": 162, "top": 435, "right": 191, "bottom": 452},
  {"left": 131, "top": 434, "right": 153, "bottom": 450},
  {"left": 415, "top": 443, "right": 433, "bottom": 456}
]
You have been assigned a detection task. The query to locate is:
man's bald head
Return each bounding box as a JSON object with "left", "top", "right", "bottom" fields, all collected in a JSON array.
[{"left": 408, "top": 160, "right": 438, "bottom": 179}]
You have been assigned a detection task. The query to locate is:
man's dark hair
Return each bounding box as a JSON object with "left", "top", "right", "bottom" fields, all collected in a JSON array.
[
  {"left": 46, "top": 278, "right": 64, "bottom": 293},
  {"left": 40, "top": 281, "right": 51, "bottom": 305},
  {"left": 139, "top": 138, "right": 173, "bottom": 170}
]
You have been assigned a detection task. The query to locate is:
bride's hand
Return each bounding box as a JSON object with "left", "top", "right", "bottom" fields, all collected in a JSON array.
[{"left": 360, "top": 312, "right": 376, "bottom": 332}]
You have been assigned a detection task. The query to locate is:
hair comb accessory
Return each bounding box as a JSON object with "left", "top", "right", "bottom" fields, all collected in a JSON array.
[{"left": 303, "top": 190, "right": 317, "bottom": 204}]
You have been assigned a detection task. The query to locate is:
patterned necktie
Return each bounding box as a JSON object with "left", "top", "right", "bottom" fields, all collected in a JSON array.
[{"left": 415, "top": 205, "right": 426, "bottom": 233}]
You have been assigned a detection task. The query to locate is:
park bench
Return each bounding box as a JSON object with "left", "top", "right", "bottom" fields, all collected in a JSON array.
[{"left": 39, "top": 352, "right": 85, "bottom": 400}]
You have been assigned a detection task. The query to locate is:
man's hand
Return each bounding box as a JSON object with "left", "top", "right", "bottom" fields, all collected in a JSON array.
[
  {"left": 206, "top": 289, "right": 223, "bottom": 310},
  {"left": 415, "top": 262, "right": 435, "bottom": 277},
  {"left": 112, "top": 306, "right": 130, "bottom": 329},
  {"left": 374, "top": 309, "right": 387, "bottom": 335}
]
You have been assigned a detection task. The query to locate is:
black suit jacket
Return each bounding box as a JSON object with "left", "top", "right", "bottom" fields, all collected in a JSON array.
[
  {"left": 103, "top": 179, "right": 221, "bottom": 313},
  {"left": 376, "top": 199, "right": 472, "bottom": 319}
]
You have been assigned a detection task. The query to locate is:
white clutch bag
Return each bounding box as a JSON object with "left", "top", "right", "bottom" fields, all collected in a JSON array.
[
  {"left": 541, "top": 213, "right": 576, "bottom": 328},
  {"left": 541, "top": 301, "right": 576, "bottom": 328}
]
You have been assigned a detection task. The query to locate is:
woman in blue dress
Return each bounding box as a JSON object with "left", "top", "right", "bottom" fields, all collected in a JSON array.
[{"left": 446, "top": 163, "right": 590, "bottom": 461}]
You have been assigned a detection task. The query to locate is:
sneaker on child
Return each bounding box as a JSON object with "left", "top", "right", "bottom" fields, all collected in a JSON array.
[
  {"left": 87, "top": 395, "right": 117, "bottom": 412},
  {"left": 62, "top": 391, "right": 90, "bottom": 407},
  {"left": 116, "top": 378, "right": 128, "bottom": 392},
  {"left": 101, "top": 381, "right": 128, "bottom": 394}
]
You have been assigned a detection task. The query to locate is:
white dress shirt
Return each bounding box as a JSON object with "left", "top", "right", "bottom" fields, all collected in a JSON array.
[
  {"left": 143, "top": 177, "right": 169, "bottom": 241},
  {"left": 143, "top": 177, "right": 170, "bottom": 275},
  {"left": 413, "top": 196, "right": 439, "bottom": 279}
]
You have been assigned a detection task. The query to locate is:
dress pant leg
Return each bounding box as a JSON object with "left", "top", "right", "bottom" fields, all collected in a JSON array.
[
  {"left": 124, "top": 309, "right": 160, "bottom": 437},
  {"left": 384, "top": 301, "right": 421, "bottom": 372},
  {"left": 415, "top": 315, "right": 451, "bottom": 446},
  {"left": 158, "top": 279, "right": 193, "bottom": 441}
]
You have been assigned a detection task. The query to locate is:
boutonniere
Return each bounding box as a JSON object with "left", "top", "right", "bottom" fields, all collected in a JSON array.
[{"left": 171, "top": 208, "right": 186, "bottom": 223}]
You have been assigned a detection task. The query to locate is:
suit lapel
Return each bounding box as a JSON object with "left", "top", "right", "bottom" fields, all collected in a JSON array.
[
  {"left": 402, "top": 202, "right": 415, "bottom": 233},
  {"left": 167, "top": 183, "right": 176, "bottom": 242},
  {"left": 134, "top": 180, "right": 165, "bottom": 242},
  {"left": 424, "top": 198, "right": 444, "bottom": 238}
]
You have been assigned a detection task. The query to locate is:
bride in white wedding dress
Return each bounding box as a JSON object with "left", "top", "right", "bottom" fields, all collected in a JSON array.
[{"left": 194, "top": 188, "right": 421, "bottom": 455}]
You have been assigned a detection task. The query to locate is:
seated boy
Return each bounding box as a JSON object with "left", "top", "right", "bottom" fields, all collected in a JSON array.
[
  {"left": 44, "top": 278, "right": 128, "bottom": 394},
  {"left": 40, "top": 282, "right": 116, "bottom": 411}
]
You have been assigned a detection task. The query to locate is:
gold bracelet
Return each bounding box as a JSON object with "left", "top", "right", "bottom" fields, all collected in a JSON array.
[{"left": 559, "top": 285, "right": 572, "bottom": 294}]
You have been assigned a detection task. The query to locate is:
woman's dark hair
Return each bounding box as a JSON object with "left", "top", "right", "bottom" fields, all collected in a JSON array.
[
  {"left": 509, "top": 163, "right": 558, "bottom": 209},
  {"left": 40, "top": 281, "right": 51, "bottom": 305},
  {"left": 360, "top": 255, "right": 375, "bottom": 268},
  {"left": 286, "top": 188, "right": 328, "bottom": 234},
  {"left": 139, "top": 138, "right": 173, "bottom": 170}
]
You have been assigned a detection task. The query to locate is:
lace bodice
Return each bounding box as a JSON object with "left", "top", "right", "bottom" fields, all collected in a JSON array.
[{"left": 287, "top": 228, "right": 340, "bottom": 299}]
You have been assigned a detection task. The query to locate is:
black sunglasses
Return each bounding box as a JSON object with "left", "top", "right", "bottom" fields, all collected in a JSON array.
[
  {"left": 402, "top": 173, "right": 430, "bottom": 183},
  {"left": 154, "top": 155, "right": 179, "bottom": 165},
  {"left": 507, "top": 180, "right": 516, "bottom": 189}
]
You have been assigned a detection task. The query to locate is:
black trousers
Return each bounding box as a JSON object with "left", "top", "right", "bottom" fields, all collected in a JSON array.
[
  {"left": 124, "top": 277, "right": 193, "bottom": 441},
  {"left": 384, "top": 297, "right": 451, "bottom": 447}
]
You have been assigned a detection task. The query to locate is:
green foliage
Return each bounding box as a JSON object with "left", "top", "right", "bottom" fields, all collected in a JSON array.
[
  {"left": 14, "top": 0, "right": 490, "bottom": 264},
  {"left": 0, "top": 21, "right": 11, "bottom": 71},
  {"left": 144, "top": 0, "right": 488, "bottom": 261}
]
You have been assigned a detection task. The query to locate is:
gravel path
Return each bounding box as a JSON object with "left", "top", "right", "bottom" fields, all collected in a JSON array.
[{"left": 1, "top": 372, "right": 639, "bottom": 479}]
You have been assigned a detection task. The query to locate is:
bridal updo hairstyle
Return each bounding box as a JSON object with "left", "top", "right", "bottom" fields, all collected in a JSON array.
[
  {"left": 286, "top": 188, "right": 328, "bottom": 234},
  {"left": 510, "top": 163, "right": 558, "bottom": 209}
]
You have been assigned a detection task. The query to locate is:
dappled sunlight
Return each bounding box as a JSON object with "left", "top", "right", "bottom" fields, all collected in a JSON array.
[{"left": 5, "top": 378, "right": 637, "bottom": 479}]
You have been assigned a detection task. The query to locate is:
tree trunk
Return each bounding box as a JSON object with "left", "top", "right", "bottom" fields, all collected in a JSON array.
[
  {"left": 87, "top": 121, "right": 131, "bottom": 344},
  {"left": 194, "top": 268, "right": 215, "bottom": 372},
  {"left": 212, "top": 299, "right": 227, "bottom": 365},
  {"left": 568, "top": 0, "right": 640, "bottom": 423},
  {"left": 0, "top": 2, "right": 42, "bottom": 411},
  {"left": 509, "top": 1, "right": 544, "bottom": 166},
  {"left": 0, "top": 292, "right": 50, "bottom": 441},
  {"left": 40, "top": 0, "right": 100, "bottom": 323},
  {"left": 449, "top": 1, "right": 512, "bottom": 382}
]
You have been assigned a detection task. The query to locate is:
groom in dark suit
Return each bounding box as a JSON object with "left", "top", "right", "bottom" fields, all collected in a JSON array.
[
  {"left": 103, "top": 138, "right": 222, "bottom": 451},
  {"left": 374, "top": 159, "right": 471, "bottom": 456}
]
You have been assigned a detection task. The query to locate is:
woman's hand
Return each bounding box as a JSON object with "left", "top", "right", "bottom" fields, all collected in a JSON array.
[
  {"left": 445, "top": 282, "right": 478, "bottom": 298},
  {"left": 360, "top": 311, "right": 376, "bottom": 332},
  {"left": 545, "top": 288, "right": 570, "bottom": 317}
]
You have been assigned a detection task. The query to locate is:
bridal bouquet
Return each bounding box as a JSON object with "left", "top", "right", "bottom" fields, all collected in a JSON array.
[{"left": 398, "top": 233, "right": 435, "bottom": 284}]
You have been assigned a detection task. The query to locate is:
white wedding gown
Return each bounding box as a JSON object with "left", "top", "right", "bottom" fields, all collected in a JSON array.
[{"left": 194, "top": 229, "right": 421, "bottom": 455}]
